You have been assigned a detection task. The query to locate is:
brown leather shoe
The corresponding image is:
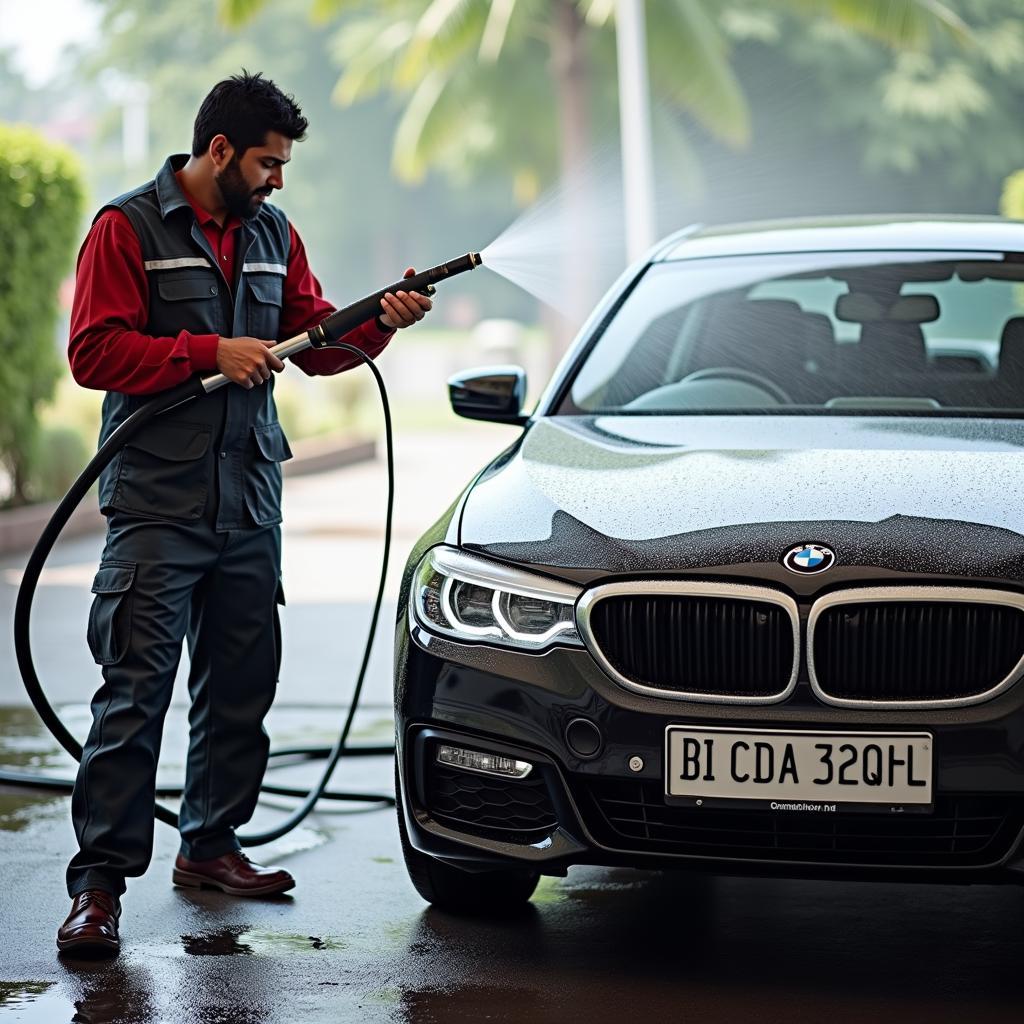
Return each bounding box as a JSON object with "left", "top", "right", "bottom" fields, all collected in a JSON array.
[
  {"left": 172, "top": 850, "right": 295, "bottom": 896},
  {"left": 56, "top": 890, "right": 121, "bottom": 957}
]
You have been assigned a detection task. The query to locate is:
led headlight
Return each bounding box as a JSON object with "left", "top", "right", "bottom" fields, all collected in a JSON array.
[{"left": 413, "top": 546, "right": 583, "bottom": 650}]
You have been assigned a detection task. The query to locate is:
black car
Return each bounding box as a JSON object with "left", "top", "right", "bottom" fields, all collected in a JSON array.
[{"left": 394, "top": 216, "right": 1024, "bottom": 912}]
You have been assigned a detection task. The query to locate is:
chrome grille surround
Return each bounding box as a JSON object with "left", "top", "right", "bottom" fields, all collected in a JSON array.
[
  {"left": 576, "top": 581, "right": 801, "bottom": 704},
  {"left": 807, "top": 586, "right": 1024, "bottom": 710}
]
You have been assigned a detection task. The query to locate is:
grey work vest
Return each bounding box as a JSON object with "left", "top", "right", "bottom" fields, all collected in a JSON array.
[{"left": 95, "top": 154, "right": 293, "bottom": 531}]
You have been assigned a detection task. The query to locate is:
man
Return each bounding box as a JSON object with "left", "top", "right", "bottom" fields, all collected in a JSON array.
[{"left": 57, "top": 71, "right": 432, "bottom": 956}]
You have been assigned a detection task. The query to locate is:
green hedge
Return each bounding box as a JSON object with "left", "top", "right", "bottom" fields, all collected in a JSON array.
[{"left": 0, "top": 124, "right": 84, "bottom": 505}]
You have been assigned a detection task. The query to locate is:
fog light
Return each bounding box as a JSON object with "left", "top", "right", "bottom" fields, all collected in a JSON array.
[{"left": 436, "top": 744, "right": 533, "bottom": 779}]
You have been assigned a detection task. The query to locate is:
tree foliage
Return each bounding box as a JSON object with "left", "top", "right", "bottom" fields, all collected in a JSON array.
[
  {"left": 736, "top": 0, "right": 1024, "bottom": 188},
  {"left": 224, "top": 0, "right": 752, "bottom": 193},
  {"left": 221, "top": 0, "right": 969, "bottom": 199},
  {"left": 0, "top": 124, "right": 84, "bottom": 504}
]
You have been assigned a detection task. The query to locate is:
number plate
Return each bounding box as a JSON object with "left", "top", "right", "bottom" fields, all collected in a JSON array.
[{"left": 665, "top": 726, "right": 932, "bottom": 810}]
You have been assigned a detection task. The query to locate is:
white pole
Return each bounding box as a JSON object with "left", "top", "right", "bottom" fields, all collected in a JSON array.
[
  {"left": 615, "top": 0, "right": 656, "bottom": 262},
  {"left": 122, "top": 81, "right": 150, "bottom": 169}
]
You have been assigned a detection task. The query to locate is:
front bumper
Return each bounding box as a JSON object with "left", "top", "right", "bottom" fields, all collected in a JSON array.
[{"left": 396, "top": 621, "right": 1024, "bottom": 884}]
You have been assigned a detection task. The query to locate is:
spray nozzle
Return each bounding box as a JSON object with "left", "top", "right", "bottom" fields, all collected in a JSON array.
[{"left": 310, "top": 252, "right": 482, "bottom": 347}]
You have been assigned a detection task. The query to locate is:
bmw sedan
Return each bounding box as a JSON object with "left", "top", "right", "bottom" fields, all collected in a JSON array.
[{"left": 394, "top": 216, "right": 1024, "bottom": 912}]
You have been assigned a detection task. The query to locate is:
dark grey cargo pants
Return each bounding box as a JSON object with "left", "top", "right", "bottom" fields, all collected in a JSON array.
[{"left": 66, "top": 511, "right": 283, "bottom": 898}]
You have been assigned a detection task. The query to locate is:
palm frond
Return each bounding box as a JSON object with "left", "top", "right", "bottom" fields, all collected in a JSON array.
[
  {"left": 480, "top": 0, "right": 518, "bottom": 62},
  {"left": 415, "top": 0, "right": 474, "bottom": 42},
  {"left": 396, "top": 1, "right": 487, "bottom": 86},
  {"left": 392, "top": 69, "right": 452, "bottom": 182},
  {"left": 784, "top": 0, "right": 973, "bottom": 50},
  {"left": 648, "top": 0, "right": 750, "bottom": 147},
  {"left": 217, "top": 0, "right": 268, "bottom": 28},
  {"left": 331, "top": 17, "right": 416, "bottom": 105},
  {"left": 582, "top": 0, "right": 614, "bottom": 27},
  {"left": 310, "top": 0, "right": 382, "bottom": 25}
]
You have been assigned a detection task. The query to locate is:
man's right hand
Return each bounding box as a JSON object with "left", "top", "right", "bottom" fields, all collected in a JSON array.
[{"left": 215, "top": 337, "right": 286, "bottom": 389}]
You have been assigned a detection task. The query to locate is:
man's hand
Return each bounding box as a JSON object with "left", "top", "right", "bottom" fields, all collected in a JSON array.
[
  {"left": 379, "top": 267, "right": 433, "bottom": 330},
  {"left": 215, "top": 336, "right": 286, "bottom": 389}
]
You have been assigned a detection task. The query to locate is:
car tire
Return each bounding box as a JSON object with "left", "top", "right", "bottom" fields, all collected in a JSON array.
[{"left": 395, "top": 759, "right": 540, "bottom": 914}]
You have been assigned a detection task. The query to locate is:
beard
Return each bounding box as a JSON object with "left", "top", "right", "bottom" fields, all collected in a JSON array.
[{"left": 215, "top": 156, "right": 270, "bottom": 220}]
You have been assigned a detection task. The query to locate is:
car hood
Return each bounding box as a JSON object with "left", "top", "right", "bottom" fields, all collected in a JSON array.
[{"left": 460, "top": 416, "right": 1024, "bottom": 582}]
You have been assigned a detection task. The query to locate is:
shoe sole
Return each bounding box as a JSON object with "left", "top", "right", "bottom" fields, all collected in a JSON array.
[
  {"left": 171, "top": 869, "right": 295, "bottom": 897},
  {"left": 56, "top": 934, "right": 119, "bottom": 958}
]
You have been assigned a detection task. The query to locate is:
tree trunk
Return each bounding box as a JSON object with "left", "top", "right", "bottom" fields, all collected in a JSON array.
[{"left": 549, "top": 0, "right": 594, "bottom": 362}]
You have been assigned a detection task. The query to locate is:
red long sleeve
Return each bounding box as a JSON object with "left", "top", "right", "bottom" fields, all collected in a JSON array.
[
  {"left": 68, "top": 211, "right": 220, "bottom": 394},
  {"left": 67, "top": 209, "right": 395, "bottom": 394}
]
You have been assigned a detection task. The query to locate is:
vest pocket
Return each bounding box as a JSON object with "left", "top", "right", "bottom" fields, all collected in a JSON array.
[
  {"left": 247, "top": 274, "right": 284, "bottom": 342},
  {"left": 156, "top": 272, "right": 221, "bottom": 302},
  {"left": 245, "top": 421, "right": 293, "bottom": 526},
  {"left": 110, "top": 419, "right": 212, "bottom": 521},
  {"left": 87, "top": 561, "right": 136, "bottom": 666}
]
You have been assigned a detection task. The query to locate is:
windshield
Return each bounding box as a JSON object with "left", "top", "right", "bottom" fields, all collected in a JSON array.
[{"left": 563, "top": 251, "right": 1024, "bottom": 416}]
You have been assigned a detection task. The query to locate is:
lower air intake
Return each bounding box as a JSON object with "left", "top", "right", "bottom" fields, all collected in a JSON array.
[
  {"left": 584, "top": 778, "right": 1020, "bottom": 867},
  {"left": 424, "top": 759, "right": 557, "bottom": 844}
]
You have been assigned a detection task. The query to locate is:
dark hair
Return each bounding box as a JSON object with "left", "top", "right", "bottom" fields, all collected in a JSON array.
[{"left": 192, "top": 70, "right": 308, "bottom": 158}]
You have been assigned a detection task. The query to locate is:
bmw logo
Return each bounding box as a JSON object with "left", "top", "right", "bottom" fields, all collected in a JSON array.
[{"left": 782, "top": 543, "right": 836, "bottom": 575}]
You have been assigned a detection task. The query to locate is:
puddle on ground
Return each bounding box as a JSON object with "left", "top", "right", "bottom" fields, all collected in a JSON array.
[
  {"left": 181, "top": 928, "right": 254, "bottom": 957},
  {"left": 0, "top": 981, "right": 55, "bottom": 1007},
  {"left": 0, "top": 708, "right": 64, "bottom": 770},
  {"left": 0, "top": 707, "right": 69, "bottom": 832},
  {"left": 180, "top": 926, "right": 346, "bottom": 957},
  {"left": 0, "top": 982, "right": 75, "bottom": 1023},
  {"left": 0, "top": 791, "right": 65, "bottom": 833}
]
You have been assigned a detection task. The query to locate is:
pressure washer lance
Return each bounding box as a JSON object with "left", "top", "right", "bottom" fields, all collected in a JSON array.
[
  {"left": 7, "top": 252, "right": 482, "bottom": 847},
  {"left": 203, "top": 252, "right": 482, "bottom": 391}
]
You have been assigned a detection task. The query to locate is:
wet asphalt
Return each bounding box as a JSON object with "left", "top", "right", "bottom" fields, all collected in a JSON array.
[
  {"left": 3, "top": 434, "right": 1024, "bottom": 1021},
  {"left": 6, "top": 751, "right": 1024, "bottom": 1024}
]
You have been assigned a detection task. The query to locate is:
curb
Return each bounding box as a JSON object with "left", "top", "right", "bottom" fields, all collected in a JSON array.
[
  {"left": 0, "top": 435, "right": 377, "bottom": 556},
  {"left": 0, "top": 499, "right": 105, "bottom": 557},
  {"left": 283, "top": 434, "right": 376, "bottom": 478}
]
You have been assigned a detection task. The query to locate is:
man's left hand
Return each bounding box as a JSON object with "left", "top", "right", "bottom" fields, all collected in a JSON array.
[{"left": 379, "top": 267, "right": 433, "bottom": 330}]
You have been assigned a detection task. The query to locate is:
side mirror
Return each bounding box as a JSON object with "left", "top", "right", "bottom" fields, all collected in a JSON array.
[{"left": 447, "top": 365, "right": 528, "bottom": 425}]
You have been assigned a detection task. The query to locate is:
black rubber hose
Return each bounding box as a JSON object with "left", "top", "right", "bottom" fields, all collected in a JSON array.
[
  {"left": 311, "top": 253, "right": 479, "bottom": 346},
  {"left": 0, "top": 767, "right": 391, "bottom": 806},
  {"left": 0, "top": 742, "right": 395, "bottom": 802},
  {"left": 7, "top": 341, "right": 397, "bottom": 834}
]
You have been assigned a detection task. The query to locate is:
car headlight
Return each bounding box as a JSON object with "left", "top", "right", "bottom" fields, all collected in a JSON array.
[{"left": 412, "top": 546, "right": 583, "bottom": 650}]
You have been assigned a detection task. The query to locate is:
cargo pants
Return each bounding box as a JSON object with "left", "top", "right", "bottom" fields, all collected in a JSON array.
[{"left": 66, "top": 508, "right": 283, "bottom": 898}]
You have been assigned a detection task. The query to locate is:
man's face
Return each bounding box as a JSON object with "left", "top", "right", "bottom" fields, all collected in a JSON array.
[{"left": 214, "top": 131, "right": 292, "bottom": 220}]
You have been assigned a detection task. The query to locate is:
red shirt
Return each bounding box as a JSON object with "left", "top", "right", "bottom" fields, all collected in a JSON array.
[{"left": 68, "top": 177, "right": 394, "bottom": 394}]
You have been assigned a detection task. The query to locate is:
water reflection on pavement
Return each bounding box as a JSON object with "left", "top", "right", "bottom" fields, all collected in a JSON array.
[
  {"left": 5, "top": 778, "right": 1024, "bottom": 1024},
  {"left": 2, "top": 714, "right": 1024, "bottom": 1023}
]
